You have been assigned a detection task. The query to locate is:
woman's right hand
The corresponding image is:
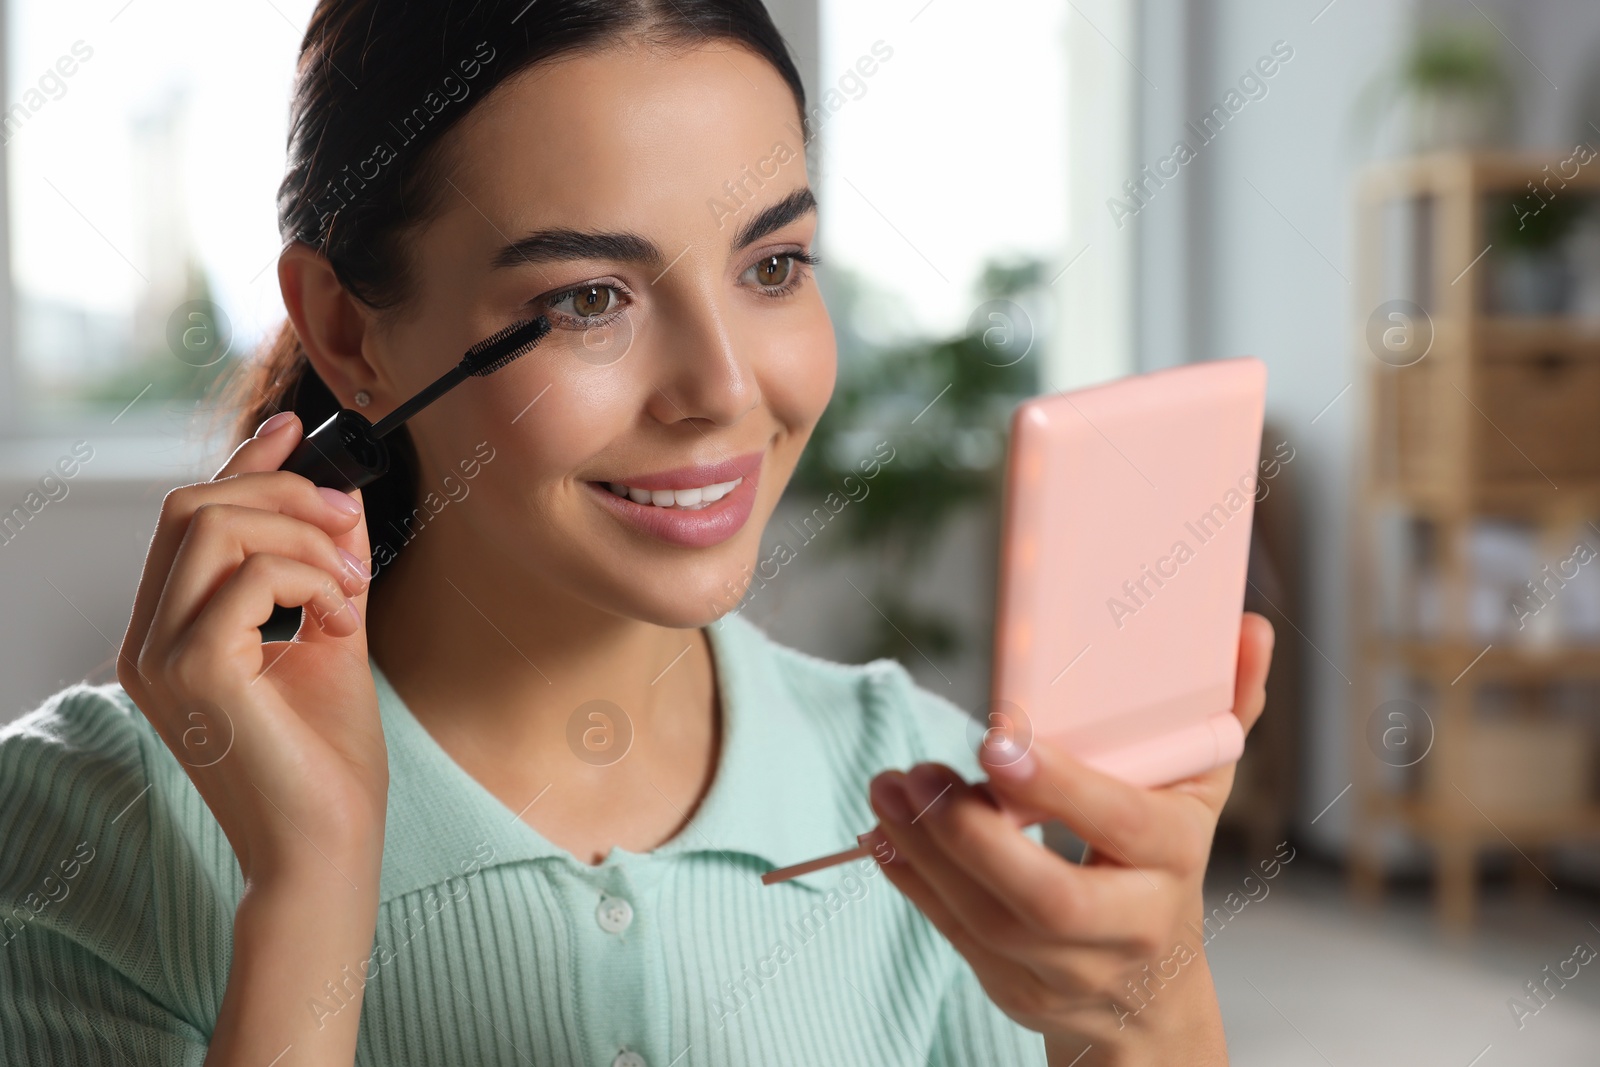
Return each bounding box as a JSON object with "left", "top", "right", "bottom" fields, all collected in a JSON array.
[{"left": 117, "top": 409, "right": 387, "bottom": 889}]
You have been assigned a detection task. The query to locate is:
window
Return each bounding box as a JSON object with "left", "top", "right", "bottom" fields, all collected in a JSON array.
[
  {"left": 814, "top": 0, "right": 1070, "bottom": 349},
  {"left": 2, "top": 0, "right": 1112, "bottom": 445},
  {"left": 3, "top": 0, "right": 316, "bottom": 447}
]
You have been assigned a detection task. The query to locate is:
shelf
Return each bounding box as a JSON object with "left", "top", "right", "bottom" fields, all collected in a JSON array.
[
  {"left": 1351, "top": 151, "right": 1600, "bottom": 928},
  {"left": 1477, "top": 318, "right": 1600, "bottom": 351},
  {"left": 1365, "top": 638, "right": 1600, "bottom": 681},
  {"left": 1361, "top": 792, "right": 1600, "bottom": 844},
  {"left": 1391, "top": 318, "right": 1600, "bottom": 345},
  {"left": 1365, "top": 479, "right": 1600, "bottom": 516},
  {"left": 1357, "top": 150, "right": 1600, "bottom": 199}
]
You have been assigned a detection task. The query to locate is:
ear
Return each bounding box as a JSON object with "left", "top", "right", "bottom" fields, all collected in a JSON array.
[{"left": 278, "top": 241, "right": 385, "bottom": 409}]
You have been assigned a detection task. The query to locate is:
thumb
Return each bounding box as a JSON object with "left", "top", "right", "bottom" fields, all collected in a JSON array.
[
  {"left": 1232, "top": 611, "right": 1276, "bottom": 740},
  {"left": 976, "top": 729, "right": 1142, "bottom": 840}
]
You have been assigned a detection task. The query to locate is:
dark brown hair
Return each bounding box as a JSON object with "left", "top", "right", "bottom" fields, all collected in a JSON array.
[{"left": 212, "top": 0, "right": 807, "bottom": 590}]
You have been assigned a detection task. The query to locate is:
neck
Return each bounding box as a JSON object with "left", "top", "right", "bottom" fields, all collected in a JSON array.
[{"left": 363, "top": 506, "right": 720, "bottom": 861}]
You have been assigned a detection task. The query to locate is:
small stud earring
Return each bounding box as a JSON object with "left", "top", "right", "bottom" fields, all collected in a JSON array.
[{"left": 354, "top": 390, "right": 371, "bottom": 407}]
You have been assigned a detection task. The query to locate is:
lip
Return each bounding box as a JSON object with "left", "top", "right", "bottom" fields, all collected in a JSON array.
[
  {"left": 587, "top": 449, "right": 764, "bottom": 548},
  {"left": 596, "top": 450, "right": 766, "bottom": 491}
]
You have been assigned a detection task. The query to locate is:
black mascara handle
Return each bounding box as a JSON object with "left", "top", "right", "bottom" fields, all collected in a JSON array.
[{"left": 281, "top": 409, "right": 390, "bottom": 492}]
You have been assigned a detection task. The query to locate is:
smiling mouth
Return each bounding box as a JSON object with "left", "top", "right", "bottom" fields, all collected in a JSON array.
[{"left": 598, "top": 478, "right": 744, "bottom": 510}]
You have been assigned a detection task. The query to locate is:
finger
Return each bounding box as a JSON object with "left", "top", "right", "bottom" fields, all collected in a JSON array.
[
  {"left": 143, "top": 504, "right": 370, "bottom": 652},
  {"left": 1232, "top": 611, "right": 1275, "bottom": 739},
  {"left": 872, "top": 766, "right": 1163, "bottom": 951},
  {"left": 979, "top": 733, "right": 1213, "bottom": 874},
  {"left": 869, "top": 845, "right": 1111, "bottom": 1030},
  {"left": 963, "top": 612, "right": 1275, "bottom": 881},
  {"left": 327, "top": 484, "right": 371, "bottom": 636},
  {"left": 165, "top": 553, "right": 363, "bottom": 694},
  {"left": 120, "top": 415, "right": 363, "bottom": 690},
  {"left": 912, "top": 764, "right": 1169, "bottom": 944},
  {"left": 126, "top": 409, "right": 310, "bottom": 639},
  {"left": 211, "top": 409, "right": 303, "bottom": 481},
  {"left": 1162, "top": 610, "right": 1278, "bottom": 812},
  {"left": 865, "top": 829, "right": 1031, "bottom": 980},
  {"left": 218, "top": 411, "right": 372, "bottom": 646}
]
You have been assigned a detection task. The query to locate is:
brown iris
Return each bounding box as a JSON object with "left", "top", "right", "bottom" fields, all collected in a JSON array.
[
  {"left": 572, "top": 286, "right": 614, "bottom": 316},
  {"left": 753, "top": 254, "right": 793, "bottom": 287}
]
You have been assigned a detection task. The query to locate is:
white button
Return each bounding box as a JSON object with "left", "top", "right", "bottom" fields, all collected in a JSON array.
[
  {"left": 611, "top": 1051, "right": 647, "bottom": 1067},
  {"left": 597, "top": 894, "right": 634, "bottom": 935}
]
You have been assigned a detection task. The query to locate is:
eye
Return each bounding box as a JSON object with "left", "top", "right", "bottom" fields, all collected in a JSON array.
[
  {"left": 751, "top": 254, "right": 795, "bottom": 288},
  {"left": 736, "top": 251, "right": 812, "bottom": 294},
  {"left": 548, "top": 284, "right": 621, "bottom": 321}
]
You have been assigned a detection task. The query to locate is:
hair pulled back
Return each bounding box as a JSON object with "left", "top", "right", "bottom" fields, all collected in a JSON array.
[{"left": 214, "top": 0, "right": 807, "bottom": 589}]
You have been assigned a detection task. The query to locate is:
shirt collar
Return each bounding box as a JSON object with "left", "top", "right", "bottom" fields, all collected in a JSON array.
[{"left": 371, "top": 611, "right": 852, "bottom": 902}]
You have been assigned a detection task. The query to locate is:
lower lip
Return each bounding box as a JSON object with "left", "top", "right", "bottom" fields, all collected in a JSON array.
[{"left": 587, "top": 462, "right": 762, "bottom": 548}]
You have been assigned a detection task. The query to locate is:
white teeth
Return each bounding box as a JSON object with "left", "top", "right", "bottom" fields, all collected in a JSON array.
[{"left": 605, "top": 478, "right": 742, "bottom": 509}]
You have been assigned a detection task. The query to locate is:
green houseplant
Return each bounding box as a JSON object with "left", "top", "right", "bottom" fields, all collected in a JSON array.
[
  {"left": 787, "top": 257, "right": 1046, "bottom": 666},
  {"left": 1489, "top": 189, "right": 1592, "bottom": 315},
  {"left": 1354, "top": 21, "right": 1513, "bottom": 153}
]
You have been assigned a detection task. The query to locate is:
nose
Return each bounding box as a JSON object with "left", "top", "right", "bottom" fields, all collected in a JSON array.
[{"left": 643, "top": 293, "right": 760, "bottom": 428}]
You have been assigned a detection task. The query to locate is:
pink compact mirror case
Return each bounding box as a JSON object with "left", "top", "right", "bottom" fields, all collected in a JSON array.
[
  {"left": 989, "top": 356, "right": 1268, "bottom": 786},
  {"left": 761, "top": 357, "right": 1268, "bottom": 885}
]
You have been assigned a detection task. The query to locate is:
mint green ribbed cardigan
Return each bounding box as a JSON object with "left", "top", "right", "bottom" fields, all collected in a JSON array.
[{"left": 0, "top": 611, "right": 1046, "bottom": 1065}]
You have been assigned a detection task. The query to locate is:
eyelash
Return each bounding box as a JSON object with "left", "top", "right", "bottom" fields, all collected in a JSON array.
[{"left": 532, "top": 248, "right": 821, "bottom": 329}]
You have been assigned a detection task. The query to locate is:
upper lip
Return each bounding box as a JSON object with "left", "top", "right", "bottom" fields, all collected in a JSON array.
[{"left": 594, "top": 449, "right": 764, "bottom": 491}]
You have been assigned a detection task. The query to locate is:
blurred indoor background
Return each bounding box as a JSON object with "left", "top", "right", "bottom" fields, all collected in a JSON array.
[{"left": 4, "top": 0, "right": 1600, "bottom": 1062}]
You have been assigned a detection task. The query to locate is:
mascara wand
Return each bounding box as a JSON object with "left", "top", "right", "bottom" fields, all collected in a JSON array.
[{"left": 282, "top": 316, "right": 553, "bottom": 492}]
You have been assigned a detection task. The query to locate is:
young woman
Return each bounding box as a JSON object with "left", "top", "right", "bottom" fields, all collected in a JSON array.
[{"left": 0, "top": 1, "right": 1274, "bottom": 1064}]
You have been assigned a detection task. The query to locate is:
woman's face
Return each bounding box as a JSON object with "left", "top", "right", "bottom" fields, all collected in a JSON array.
[{"left": 366, "top": 39, "right": 833, "bottom": 628}]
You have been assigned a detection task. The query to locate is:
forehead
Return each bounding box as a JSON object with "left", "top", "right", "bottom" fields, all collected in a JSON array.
[{"left": 442, "top": 39, "right": 805, "bottom": 235}]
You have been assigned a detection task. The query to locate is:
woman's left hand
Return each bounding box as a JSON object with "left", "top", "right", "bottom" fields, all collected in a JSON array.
[{"left": 865, "top": 611, "right": 1275, "bottom": 1066}]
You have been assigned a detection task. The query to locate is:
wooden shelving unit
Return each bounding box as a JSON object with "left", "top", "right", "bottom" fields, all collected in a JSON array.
[{"left": 1350, "top": 151, "right": 1600, "bottom": 927}]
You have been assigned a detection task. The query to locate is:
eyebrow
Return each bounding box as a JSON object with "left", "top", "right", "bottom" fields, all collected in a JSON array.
[
  {"left": 731, "top": 186, "right": 817, "bottom": 253},
  {"left": 488, "top": 186, "right": 817, "bottom": 271}
]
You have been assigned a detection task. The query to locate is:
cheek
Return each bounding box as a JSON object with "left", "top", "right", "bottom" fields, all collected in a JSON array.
[
  {"left": 404, "top": 359, "right": 623, "bottom": 518},
  {"left": 485, "top": 372, "right": 635, "bottom": 487},
  {"left": 762, "top": 316, "right": 837, "bottom": 432}
]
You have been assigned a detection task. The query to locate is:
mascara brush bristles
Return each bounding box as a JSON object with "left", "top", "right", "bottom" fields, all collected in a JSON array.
[
  {"left": 371, "top": 316, "right": 553, "bottom": 439},
  {"left": 465, "top": 315, "right": 553, "bottom": 376}
]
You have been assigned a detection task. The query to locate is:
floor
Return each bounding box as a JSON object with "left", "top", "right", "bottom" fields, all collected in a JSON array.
[{"left": 1200, "top": 854, "right": 1600, "bottom": 1066}]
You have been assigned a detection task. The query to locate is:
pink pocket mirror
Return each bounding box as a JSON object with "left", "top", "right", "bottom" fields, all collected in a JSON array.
[
  {"left": 988, "top": 356, "right": 1267, "bottom": 788},
  {"left": 762, "top": 357, "right": 1268, "bottom": 885}
]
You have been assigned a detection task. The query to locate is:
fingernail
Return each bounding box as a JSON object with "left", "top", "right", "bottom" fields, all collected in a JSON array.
[
  {"left": 348, "top": 597, "right": 362, "bottom": 626},
  {"left": 870, "top": 773, "right": 913, "bottom": 824},
  {"left": 981, "top": 735, "right": 1038, "bottom": 781},
  {"left": 902, "top": 764, "right": 948, "bottom": 817},
  {"left": 255, "top": 411, "right": 297, "bottom": 438},
  {"left": 338, "top": 548, "right": 371, "bottom": 586},
  {"left": 318, "top": 486, "right": 361, "bottom": 516}
]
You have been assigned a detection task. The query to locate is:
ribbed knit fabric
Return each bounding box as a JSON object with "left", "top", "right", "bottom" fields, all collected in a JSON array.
[{"left": 0, "top": 611, "right": 1047, "bottom": 1065}]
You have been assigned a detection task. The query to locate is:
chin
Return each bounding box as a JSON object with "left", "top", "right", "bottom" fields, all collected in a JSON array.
[
  {"left": 596, "top": 590, "right": 744, "bottom": 632},
  {"left": 550, "top": 528, "right": 761, "bottom": 630},
  {"left": 642, "top": 552, "right": 763, "bottom": 629}
]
